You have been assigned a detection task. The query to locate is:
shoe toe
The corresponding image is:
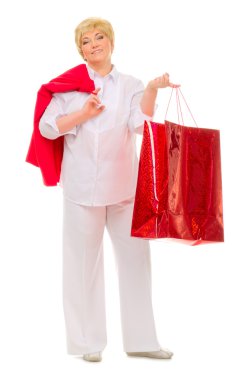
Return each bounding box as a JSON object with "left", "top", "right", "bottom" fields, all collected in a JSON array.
[
  {"left": 127, "top": 348, "right": 173, "bottom": 359},
  {"left": 83, "top": 352, "right": 102, "bottom": 362},
  {"left": 159, "top": 349, "right": 174, "bottom": 359}
]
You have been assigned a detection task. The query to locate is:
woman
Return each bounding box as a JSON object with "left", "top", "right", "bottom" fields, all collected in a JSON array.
[{"left": 39, "top": 17, "right": 179, "bottom": 362}]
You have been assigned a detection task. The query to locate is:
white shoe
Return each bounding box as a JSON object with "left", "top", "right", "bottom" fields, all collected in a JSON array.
[
  {"left": 83, "top": 352, "right": 102, "bottom": 362},
  {"left": 127, "top": 348, "right": 173, "bottom": 359}
]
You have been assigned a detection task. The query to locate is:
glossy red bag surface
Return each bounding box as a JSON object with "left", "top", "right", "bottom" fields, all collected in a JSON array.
[{"left": 131, "top": 120, "right": 224, "bottom": 244}]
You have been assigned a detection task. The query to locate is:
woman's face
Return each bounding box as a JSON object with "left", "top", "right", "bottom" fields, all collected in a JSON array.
[{"left": 81, "top": 29, "right": 113, "bottom": 65}]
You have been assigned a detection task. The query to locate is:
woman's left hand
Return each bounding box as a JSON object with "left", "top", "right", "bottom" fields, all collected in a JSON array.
[{"left": 147, "top": 73, "right": 180, "bottom": 90}]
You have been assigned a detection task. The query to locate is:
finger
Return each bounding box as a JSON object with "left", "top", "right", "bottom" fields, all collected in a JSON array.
[
  {"left": 164, "top": 73, "right": 180, "bottom": 88},
  {"left": 90, "top": 94, "right": 102, "bottom": 104},
  {"left": 154, "top": 76, "right": 168, "bottom": 88},
  {"left": 156, "top": 76, "right": 165, "bottom": 86},
  {"left": 89, "top": 96, "right": 99, "bottom": 104},
  {"left": 96, "top": 104, "right": 105, "bottom": 110},
  {"left": 90, "top": 97, "right": 105, "bottom": 109},
  {"left": 91, "top": 87, "right": 101, "bottom": 95},
  {"left": 169, "top": 83, "right": 181, "bottom": 88},
  {"left": 156, "top": 74, "right": 169, "bottom": 87}
]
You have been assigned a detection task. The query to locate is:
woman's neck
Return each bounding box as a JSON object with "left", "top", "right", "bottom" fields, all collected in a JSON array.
[{"left": 88, "top": 61, "right": 113, "bottom": 77}]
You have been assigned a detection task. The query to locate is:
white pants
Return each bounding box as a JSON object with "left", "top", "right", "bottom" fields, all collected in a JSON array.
[{"left": 62, "top": 196, "right": 160, "bottom": 355}]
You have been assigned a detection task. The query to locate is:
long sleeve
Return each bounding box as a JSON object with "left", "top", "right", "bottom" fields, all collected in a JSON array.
[
  {"left": 128, "top": 80, "right": 157, "bottom": 135},
  {"left": 39, "top": 93, "right": 77, "bottom": 140}
]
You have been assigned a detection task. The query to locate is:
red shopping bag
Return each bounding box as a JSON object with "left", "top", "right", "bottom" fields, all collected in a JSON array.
[{"left": 131, "top": 88, "right": 224, "bottom": 244}]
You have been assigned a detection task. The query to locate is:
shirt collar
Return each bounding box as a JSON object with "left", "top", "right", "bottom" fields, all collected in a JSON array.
[{"left": 87, "top": 64, "right": 119, "bottom": 82}]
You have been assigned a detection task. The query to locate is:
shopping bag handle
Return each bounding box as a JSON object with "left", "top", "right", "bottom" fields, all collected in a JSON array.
[{"left": 165, "top": 87, "right": 199, "bottom": 128}]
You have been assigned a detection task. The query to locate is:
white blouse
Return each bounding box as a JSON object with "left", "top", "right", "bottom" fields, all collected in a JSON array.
[{"left": 39, "top": 65, "right": 152, "bottom": 206}]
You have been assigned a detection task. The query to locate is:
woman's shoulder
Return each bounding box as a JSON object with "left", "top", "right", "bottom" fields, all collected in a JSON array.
[
  {"left": 52, "top": 91, "right": 80, "bottom": 103},
  {"left": 52, "top": 91, "right": 78, "bottom": 100},
  {"left": 117, "top": 71, "right": 144, "bottom": 92},
  {"left": 118, "top": 70, "right": 141, "bottom": 83}
]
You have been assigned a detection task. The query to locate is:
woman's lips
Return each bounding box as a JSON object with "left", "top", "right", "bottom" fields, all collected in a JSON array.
[{"left": 92, "top": 49, "right": 102, "bottom": 54}]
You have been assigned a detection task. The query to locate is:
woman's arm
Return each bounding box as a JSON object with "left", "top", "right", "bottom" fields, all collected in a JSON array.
[
  {"left": 140, "top": 73, "right": 180, "bottom": 117},
  {"left": 56, "top": 88, "right": 105, "bottom": 133}
]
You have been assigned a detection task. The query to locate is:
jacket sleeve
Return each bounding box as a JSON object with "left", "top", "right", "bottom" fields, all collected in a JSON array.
[{"left": 39, "top": 93, "right": 77, "bottom": 140}]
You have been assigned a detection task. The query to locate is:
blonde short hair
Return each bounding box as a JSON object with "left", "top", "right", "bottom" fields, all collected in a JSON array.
[{"left": 75, "top": 17, "right": 115, "bottom": 58}]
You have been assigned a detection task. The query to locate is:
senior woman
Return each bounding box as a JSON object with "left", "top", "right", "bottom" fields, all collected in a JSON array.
[{"left": 39, "top": 17, "right": 179, "bottom": 362}]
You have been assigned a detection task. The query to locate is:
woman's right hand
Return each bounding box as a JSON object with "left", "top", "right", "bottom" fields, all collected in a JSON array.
[
  {"left": 55, "top": 88, "right": 105, "bottom": 135},
  {"left": 81, "top": 88, "right": 105, "bottom": 119}
]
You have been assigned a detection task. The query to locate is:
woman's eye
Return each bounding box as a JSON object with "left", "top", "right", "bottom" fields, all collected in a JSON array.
[{"left": 97, "top": 35, "right": 104, "bottom": 40}]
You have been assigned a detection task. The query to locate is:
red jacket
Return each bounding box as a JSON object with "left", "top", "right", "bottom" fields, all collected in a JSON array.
[{"left": 26, "top": 64, "right": 95, "bottom": 186}]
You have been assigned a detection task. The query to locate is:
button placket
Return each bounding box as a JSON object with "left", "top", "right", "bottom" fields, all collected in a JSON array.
[{"left": 91, "top": 132, "right": 100, "bottom": 204}]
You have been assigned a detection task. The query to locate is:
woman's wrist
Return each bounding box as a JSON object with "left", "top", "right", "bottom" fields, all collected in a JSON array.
[
  {"left": 140, "top": 84, "right": 158, "bottom": 117},
  {"left": 146, "top": 81, "right": 158, "bottom": 92},
  {"left": 56, "top": 110, "right": 89, "bottom": 133},
  {"left": 78, "top": 109, "right": 89, "bottom": 123}
]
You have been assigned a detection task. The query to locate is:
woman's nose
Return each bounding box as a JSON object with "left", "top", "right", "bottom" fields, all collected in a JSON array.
[{"left": 91, "top": 39, "right": 99, "bottom": 48}]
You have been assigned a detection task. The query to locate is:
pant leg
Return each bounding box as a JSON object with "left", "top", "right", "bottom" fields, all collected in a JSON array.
[
  {"left": 62, "top": 197, "right": 107, "bottom": 355},
  {"left": 106, "top": 197, "right": 161, "bottom": 352}
]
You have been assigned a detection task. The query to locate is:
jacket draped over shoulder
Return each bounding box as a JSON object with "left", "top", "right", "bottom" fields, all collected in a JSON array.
[{"left": 26, "top": 64, "right": 95, "bottom": 186}]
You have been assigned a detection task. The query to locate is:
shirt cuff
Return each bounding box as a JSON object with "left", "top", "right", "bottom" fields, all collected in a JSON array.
[
  {"left": 131, "top": 104, "right": 158, "bottom": 134},
  {"left": 53, "top": 115, "right": 77, "bottom": 136},
  {"left": 40, "top": 114, "right": 77, "bottom": 139}
]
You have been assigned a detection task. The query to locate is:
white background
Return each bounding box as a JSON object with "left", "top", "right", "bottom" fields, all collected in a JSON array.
[{"left": 0, "top": 0, "right": 252, "bottom": 379}]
